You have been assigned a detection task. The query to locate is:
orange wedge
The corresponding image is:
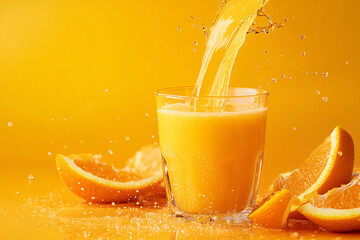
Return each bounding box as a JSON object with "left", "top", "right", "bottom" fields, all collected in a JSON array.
[
  {"left": 56, "top": 145, "right": 164, "bottom": 203},
  {"left": 283, "top": 126, "right": 354, "bottom": 203},
  {"left": 249, "top": 189, "right": 298, "bottom": 229},
  {"left": 298, "top": 175, "right": 360, "bottom": 232}
]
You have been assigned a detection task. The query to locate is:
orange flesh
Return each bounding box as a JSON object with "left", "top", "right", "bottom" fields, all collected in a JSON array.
[
  {"left": 74, "top": 158, "right": 143, "bottom": 182},
  {"left": 311, "top": 176, "right": 360, "bottom": 209},
  {"left": 284, "top": 137, "right": 331, "bottom": 195}
]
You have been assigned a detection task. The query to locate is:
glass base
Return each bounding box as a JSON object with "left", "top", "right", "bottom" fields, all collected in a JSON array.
[{"left": 169, "top": 203, "right": 252, "bottom": 226}]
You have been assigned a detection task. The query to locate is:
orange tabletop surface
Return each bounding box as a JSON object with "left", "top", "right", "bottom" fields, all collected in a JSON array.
[{"left": 1, "top": 166, "right": 360, "bottom": 240}]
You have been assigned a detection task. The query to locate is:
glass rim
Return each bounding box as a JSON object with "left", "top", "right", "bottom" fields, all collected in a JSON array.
[{"left": 156, "top": 86, "right": 269, "bottom": 99}]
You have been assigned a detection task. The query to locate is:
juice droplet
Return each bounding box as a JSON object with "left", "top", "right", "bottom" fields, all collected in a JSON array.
[
  {"left": 7, "top": 122, "right": 13, "bottom": 127},
  {"left": 105, "top": 89, "right": 109, "bottom": 93},
  {"left": 48, "top": 152, "right": 52, "bottom": 156},
  {"left": 291, "top": 126, "right": 297, "bottom": 131},
  {"left": 313, "top": 71, "right": 318, "bottom": 75},
  {"left": 108, "top": 149, "right": 113, "bottom": 155},
  {"left": 345, "top": 60, "right": 349, "bottom": 64},
  {"left": 322, "top": 97, "right": 328, "bottom": 102},
  {"left": 315, "top": 90, "right": 321, "bottom": 95},
  {"left": 338, "top": 151, "right": 343, "bottom": 156},
  {"left": 193, "top": 41, "right": 198, "bottom": 46},
  {"left": 264, "top": 49, "right": 268, "bottom": 53},
  {"left": 28, "top": 174, "right": 34, "bottom": 180},
  {"left": 177, "top": 27, "right": 182, "bottom": 31},
  {"left": 125, "top": 136, "right": 130, "bottom": 141},
  {"left": 300, "top": 34, "right": 305, "bottom": 39},
  {"left": 281, "top": 74, "right": 286, "bottom": 78},
  {"left": 271, "top": 78, "right": 277, "bottom": 83},
  {"left": 301, "top": 51, "right": 306, "bottom": 56},
  {"left": 322, "top": 71, "right": 329, "bottom": 77}
]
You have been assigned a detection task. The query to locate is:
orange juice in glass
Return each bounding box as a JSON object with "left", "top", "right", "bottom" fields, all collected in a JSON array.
[{"left": 156, "top": 87, "right": 268, "bottom": 223}]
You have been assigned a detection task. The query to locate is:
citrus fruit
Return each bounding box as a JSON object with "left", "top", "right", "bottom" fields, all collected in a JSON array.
[
  {"left": 249, "top": 189, "right": 298, "bottom": 229},
  {"left": 283, "top": 126, "right": 354, "bottom": 202},
  {"left": 56, "top": 145, "right": 164, "bottom": 203},
  {"left": 298, "top": 175, "right": 360, "bottom": 232},
  {"left": 269, "top": 171, "right": 291, "bottom": 193}
]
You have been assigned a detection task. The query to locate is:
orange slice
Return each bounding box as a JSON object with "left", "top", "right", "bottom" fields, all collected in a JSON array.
[
  {"left": 283, "top": 126, "right": 354, "bottom": 203},
  {"left": 298, "top": 175, "right": 360, "bottom": 232},
  {"left": 56, "top": 145, "right": 164, "bottom": 203},
  {"left": 249, "top": 189, "right": 298, "bottom": 229}
]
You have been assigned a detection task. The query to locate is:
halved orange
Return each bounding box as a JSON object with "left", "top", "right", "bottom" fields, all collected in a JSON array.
[
  {"left": 249, "top": 189, "right": 298, "bottom": 229},
  {"left": 56, "top": 145, "right": 165, "bottom": 203},
  {"left": 256, "top": 126, "right": 354, "bottom": 222},
  {"left": 298, "top": 175, "right": 360, "bottom": 232},
  {"left": 283, "top": 126, "right": 354, "bottom": 203}
]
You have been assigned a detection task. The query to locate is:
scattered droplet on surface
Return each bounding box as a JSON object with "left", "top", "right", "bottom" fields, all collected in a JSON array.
[
  {"left": 125, "top": 136, "right": 130, "bottom": 141},
  {"left": 338, "top": 151, "right": 343, "bottom": 156},
  {"left": 8, "top": 122, "right": 13, "bottom": 127},
  {"left": 322, "top": 71, "right": 329, "bottom": 77},
  {"left": 301, "top": 51, "right": 306, "bottom": 56},
  {"left": 345, "top": 60, "right": 349, "bottom": 65},
  {"left": 271, "top": 78, "right": 277, "bottom": 83},
  {"left": 291, "top": 126, "right": 297, "bottom": 131},
  {"left": 193, "top": 41, "right": 198, "bottom": 46},
  {"left": 48, "top": 152, "right": 52, "bottom": 156},
  {"left": 300, "top": 34, "right": 305, "bottom": 39},
  {"left": 28, "top": 174, "right": 34, "bottom": 180},
  {"left": 315, "top": 90, "right": 321, "bottom": 95},
  {"left": 281, "top": 74, "right": 286, "bottom": 78},
  {"left": 108, "top": 149, "right": 113, "bottom": 155},
  {"left": 105, "top": 89, "right": 109, "bottom": 93},
  {"left": 264, "top": 49, "right": 268, "bottom": 53},
  {"left": 322, "top": 97, "right": 328, "bottom": 103},
  {"left": 313, "top": 71, "right": 318, "bottom": 75},
  {"left": 177, "top": 26, "right": 181, "bottom": 31}
]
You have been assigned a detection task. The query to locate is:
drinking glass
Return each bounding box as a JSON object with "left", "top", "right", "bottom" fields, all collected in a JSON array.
[{"left": 156, "top": 87, "right": 268, "bottom": 223}]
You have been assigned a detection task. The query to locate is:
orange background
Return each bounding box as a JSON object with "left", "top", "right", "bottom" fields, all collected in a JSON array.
[{"left": 1, "top": 0, "right": 359, "bottom": 195}]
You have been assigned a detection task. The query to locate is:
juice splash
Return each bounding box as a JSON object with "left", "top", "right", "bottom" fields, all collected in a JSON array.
[{"left": 193, "top": 0, "right": 269, "bottom": 109}]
